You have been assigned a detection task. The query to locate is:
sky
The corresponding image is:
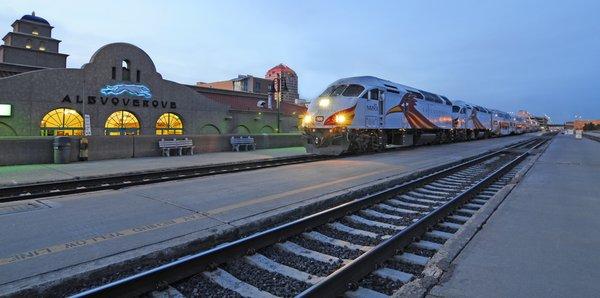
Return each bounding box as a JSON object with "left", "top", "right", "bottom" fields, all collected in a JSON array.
[{"left": 1, "top": 0, "right": 599, "bottom": 123}]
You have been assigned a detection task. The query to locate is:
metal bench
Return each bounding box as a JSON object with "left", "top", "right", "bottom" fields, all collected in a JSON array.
[
  {"left": 230, "top": 136, "right": 256, "bottom": 152},
  {"left": 159, "top": 138, "right": 194, "bottom": 156}
]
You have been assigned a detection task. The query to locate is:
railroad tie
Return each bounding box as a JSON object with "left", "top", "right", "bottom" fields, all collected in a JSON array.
[
  {"left": 346, "top": 287, "right": 389, "bottom": 298},
  {"left": 373, "top": 267, "right": 414, "bottom": 283},
  {"left": 203, "top": 268, "right": 277, "bottom": 298},
  {"left": 302, "top": 231, "right": 372, "bottom": 252},
  {"left": 361, "top": 208, "right": 404, "bottom": 221},
  {"left": 394, "top": 252, "right": 430, "bottom": 266},
  {"left": 244, "top": 254, "right": 323, "bottom": 284},
  {"left": 276, "top": 241, "right": 342, "bottom": 265}
]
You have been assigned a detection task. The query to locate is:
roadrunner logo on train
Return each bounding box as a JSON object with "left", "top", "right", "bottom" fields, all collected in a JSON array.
[{"left": 302, "top": 76, "right": 539, "bottom": 155}]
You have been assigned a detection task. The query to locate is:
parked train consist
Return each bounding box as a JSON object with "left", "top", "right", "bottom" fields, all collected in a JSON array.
[{"left": 302, "top": 76, "right": 539, "bottom": 155}]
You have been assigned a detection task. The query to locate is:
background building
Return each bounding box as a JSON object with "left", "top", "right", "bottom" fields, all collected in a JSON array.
[
  {"left": 198, "top": 75, "right": 272, "bottom": 94},
  {"left": 198, "top": 63, "right": 304, "bottom": 105},
  {"left": 0, "top": 12, "right": 68, "bottom": 77},
  {"left": 573, "top": 119, "right": 600, "bottom": 130},
  {"left": 532, "top": 115, "right": 549, "bottom": 130}
]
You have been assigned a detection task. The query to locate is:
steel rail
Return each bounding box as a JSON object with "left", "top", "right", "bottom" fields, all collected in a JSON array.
[
  {"left": 297, "top": 137, "right": 549, "bottom": 297},
  {"left": 71, "top": 136, "right": 541, "bottom": 298},
  {"left": 0, "top": 155, "right": 327, "bottom": 203}
]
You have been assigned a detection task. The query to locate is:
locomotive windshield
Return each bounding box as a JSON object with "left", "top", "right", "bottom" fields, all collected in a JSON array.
[
  {"left": 342, "top": 84, "right": 365, "bottom": 97},
  {"left": 318, "top": 85, "right": 336, "bottom": 97},
  {"left": 331, "top": 85, "right": 347, "bottom": 96},
  {"left": 319, "top": 84, "right": 365, "bottom": 98}
]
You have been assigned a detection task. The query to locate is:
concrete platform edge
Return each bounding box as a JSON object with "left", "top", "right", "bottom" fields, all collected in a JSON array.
[
  {"left": 392, "top": 139, "right": 550, "bottom": 298},
  {"left": 0, "top": 143, "right": 529, "bottom": 297}
]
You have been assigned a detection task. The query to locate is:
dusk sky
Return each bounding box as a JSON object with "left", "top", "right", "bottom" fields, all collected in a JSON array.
[{"left": 1, "top": 0, "right": 598, "bottom": 123}]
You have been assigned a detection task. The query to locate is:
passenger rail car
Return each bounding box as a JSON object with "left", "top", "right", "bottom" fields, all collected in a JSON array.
[{"left": 302, "top": 76, "right": 537, "bottom": 155}]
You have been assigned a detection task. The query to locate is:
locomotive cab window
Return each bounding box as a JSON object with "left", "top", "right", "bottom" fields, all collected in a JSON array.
[
  {"left": 368, "top": 89, "right": 379, "bottom": 100},
  {"left": 342, "top": 84, "right": 365, "bottom": 97}
]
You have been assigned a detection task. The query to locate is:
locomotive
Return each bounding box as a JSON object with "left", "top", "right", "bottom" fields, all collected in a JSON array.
[{"left": 302, "top": 76, "right": 538, "bottom": 155}]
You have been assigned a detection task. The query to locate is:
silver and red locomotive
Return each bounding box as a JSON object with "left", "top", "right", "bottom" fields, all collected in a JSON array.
[{"left": 302, "top": 76, "right": 538, "bottom": 155}]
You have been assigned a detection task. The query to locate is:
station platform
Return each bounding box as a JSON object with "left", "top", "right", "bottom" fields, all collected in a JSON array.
[
  {"left": 0, "top": 134, "right": 538, "bottom": 295},
  {"left": 429, "top": 134, "right": 600, "bottom": 297},
  {"left": 0, "top": 147, "right": 308, "bottom": 186}
]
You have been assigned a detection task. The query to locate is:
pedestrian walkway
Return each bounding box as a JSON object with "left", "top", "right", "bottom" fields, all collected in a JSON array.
[
  {"left": 0, "top": 147, "right": 307, "bottom": 186},
  {"left": 428, "top": 134, "right": 600, "bottom": 297}
]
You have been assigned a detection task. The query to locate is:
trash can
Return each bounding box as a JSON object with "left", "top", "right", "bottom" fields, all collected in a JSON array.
[{"left": 53, "top": 136, "right": 72, "bottom": 164}]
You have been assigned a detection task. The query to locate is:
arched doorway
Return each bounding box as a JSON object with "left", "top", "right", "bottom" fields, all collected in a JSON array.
[
  {"left": 234, "top": 125, "right": 251, "bottom": 134},
  {"left": 156, "top": 113, "right": 183, "bottom": 135},
  {"left": 260, "top": 125, "right": 275, "bottom": 134},
  {"left": 0, "top": 122, "right": 17, "bottom": 136},
  {"left": 105, "top": 110, "right": 140, "bottom": 135},
  {"left": 40, "top": 108, "right": 83, "bottom": 136},
  {"left": 200, "top": 124, "right": 221, "bottom": 135}
]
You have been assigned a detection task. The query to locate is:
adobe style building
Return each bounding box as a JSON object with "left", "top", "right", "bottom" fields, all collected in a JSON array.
[{"left": 0, "top": 13, "right": 305, "bottom": 137}]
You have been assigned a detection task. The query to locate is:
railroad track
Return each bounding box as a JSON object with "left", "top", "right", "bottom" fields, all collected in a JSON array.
[
  {"left": 0, "top": 135, "right": 532, "bottom": 203},
  {"left": 0, "top": 155, "right": 328, "bottom": 203},
  {"left": 70, "top": 134, "right": 552, "bottom": 298}
]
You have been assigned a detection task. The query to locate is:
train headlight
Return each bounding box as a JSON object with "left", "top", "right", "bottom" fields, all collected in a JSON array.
[
  {"left": 318, "top": 98, "right": 330, "bottom": 108},
  {"left": 335, "top": 114, "right": 346, "bottom": 124}
]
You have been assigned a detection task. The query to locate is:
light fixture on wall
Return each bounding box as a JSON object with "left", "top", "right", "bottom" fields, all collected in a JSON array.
[{"left": 0, "top": 104, "right": 11, "bottom": 116}]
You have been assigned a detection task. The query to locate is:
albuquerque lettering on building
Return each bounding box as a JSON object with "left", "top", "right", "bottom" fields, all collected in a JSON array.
[{"left": 61, "top": 95, "right": 177, "bottom": 109}]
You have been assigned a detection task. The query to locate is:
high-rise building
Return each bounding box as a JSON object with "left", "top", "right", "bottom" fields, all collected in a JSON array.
[
  {"left": 265, "top": 63, "right": 299, "bottom": 103},
  {"left": 0, "top": 12, "right": 68, "bottom": 77}
]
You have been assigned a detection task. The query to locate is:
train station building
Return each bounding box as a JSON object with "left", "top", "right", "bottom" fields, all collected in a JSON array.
[{"left": 0, "top": 13, "right": 305, "bottom": 137}]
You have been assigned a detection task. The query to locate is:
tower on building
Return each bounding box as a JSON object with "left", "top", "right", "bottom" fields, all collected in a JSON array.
[
  {"left": 0, "top": 11, "right": 68, "bottom": 75},
  {"left": 266, "top": 64, "right": 299, "bottom": 103}
]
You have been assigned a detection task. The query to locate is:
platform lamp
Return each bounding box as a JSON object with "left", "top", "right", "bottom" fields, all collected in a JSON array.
[{"left": 276, "top": 73, "right": 289, "bottom": 133}]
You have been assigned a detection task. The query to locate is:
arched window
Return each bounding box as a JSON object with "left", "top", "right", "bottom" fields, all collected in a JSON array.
[
  {"left": 25, "top": 39, "right": 32, "bottom": 49},
  {"left": 40, "top": 108, "right": 83, "bottom": 136},
  {"left": 260, "top": 125, "right": 275, "bottom": 134},
  {"left": 200, "top": 124, "right": 221, "bottom": 135},
  {"left": 122, "top": 59, "right": 131, "bottom": 81},
  {"left": 155, "top": 113, "right": 183, "bottom": 135},
  {"left": 39, "top": 41, "right": 46, "bottom": 51},
  {"left": 0, "top": 122, "right": 18, "bottom": 136},
  {"left": 105, "top": 110, "right": 140, "bottom": 136},
  {"left": 234, "top": 125, "right": 251, "bottom": 134},
  {"left": 32, "top": 28, "right": 39, "bottom": 35}
]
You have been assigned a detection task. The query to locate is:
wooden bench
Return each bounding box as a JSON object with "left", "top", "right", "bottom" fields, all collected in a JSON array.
[
  {"left": 159, "top": 138, "right": 194, "bottom": 156},
  {"left": 230, "top": 136, "right": 256, "bottom": 152}
]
